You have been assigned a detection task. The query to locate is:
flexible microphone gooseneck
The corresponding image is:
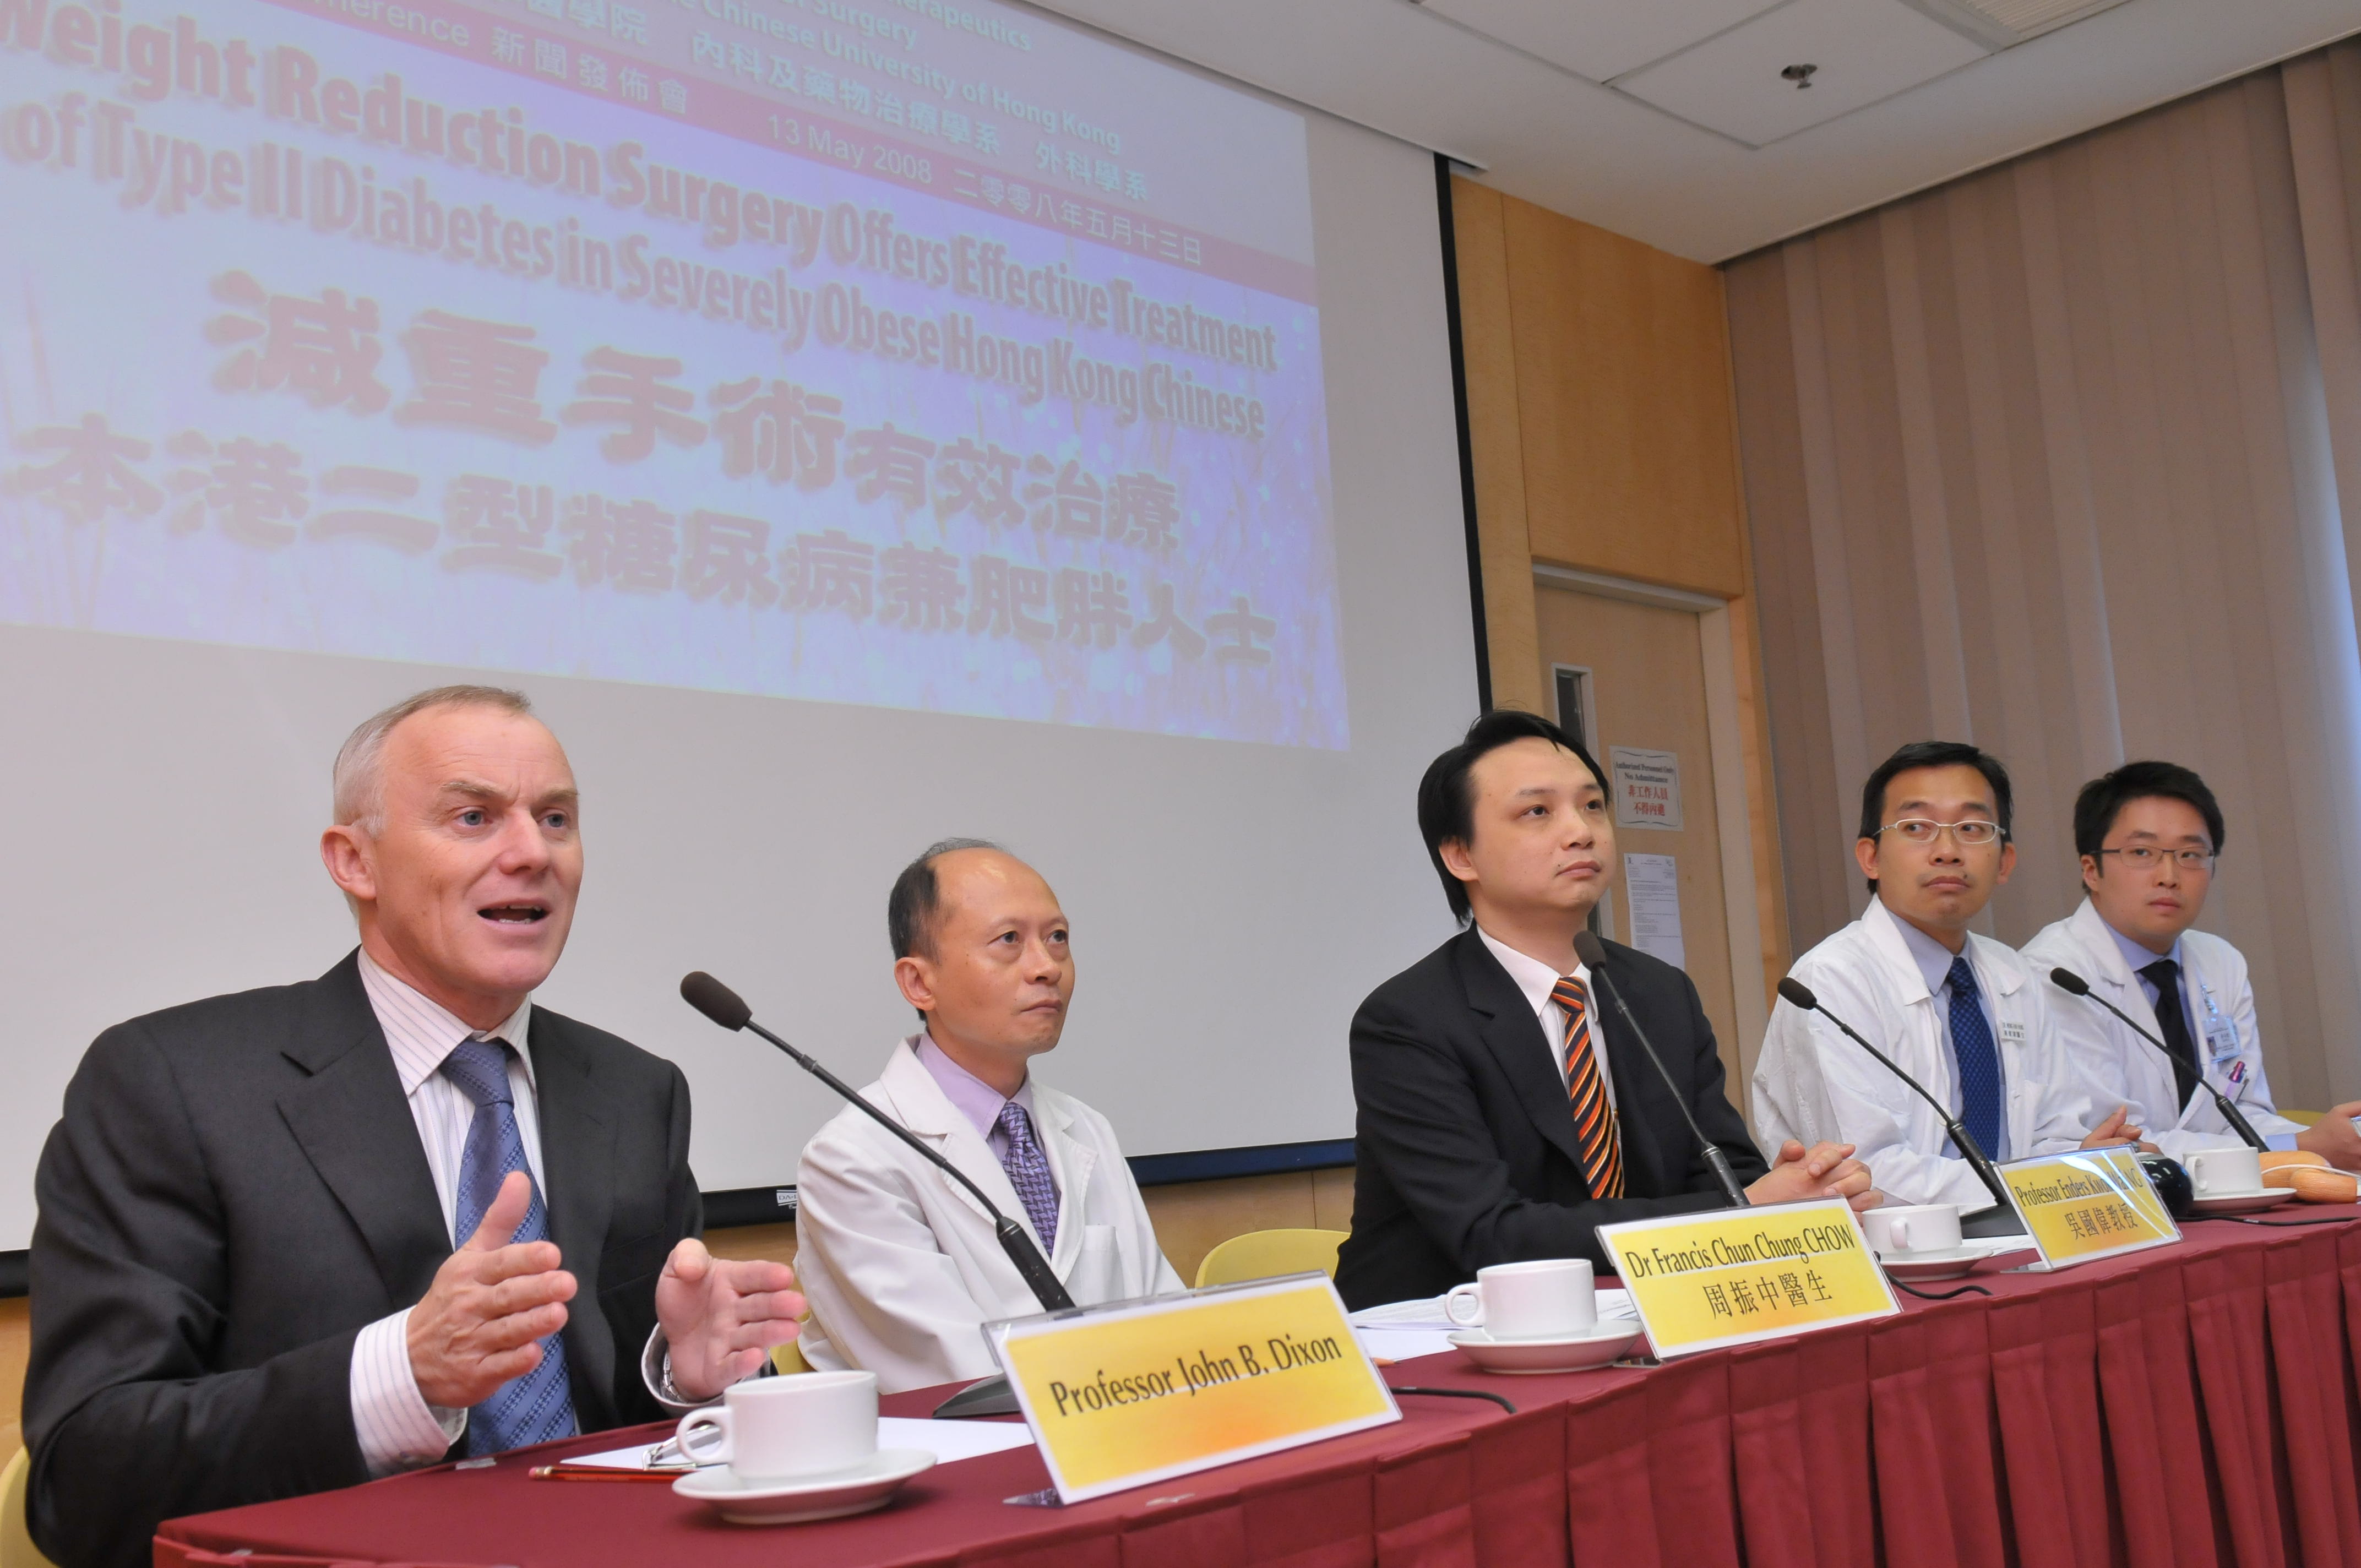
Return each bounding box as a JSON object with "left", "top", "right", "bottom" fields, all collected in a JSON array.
[
  {"left": 1775, "top": 977, "right": 2025, "bottom": 1237},
  {"left": 1571, "top": 932, "right": 1748, "bottom": 1208},
  {"left": 2047, "top": 967, "right": 2267, "bottom": 1153},
  {"left": 678, "top": 972, "right": 1075, "bottom": 1313}
]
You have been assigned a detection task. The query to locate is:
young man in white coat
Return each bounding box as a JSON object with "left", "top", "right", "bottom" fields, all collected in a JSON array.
[
  {"left": 792, "top": 840, "right": 1184, "bottom": 1393},
  {"left": 2023, "top": 761, "right": 2361, "bottom": 1166},
  {"left": 1753, "top": 742, "right": 2143, "bottom": 1207}
]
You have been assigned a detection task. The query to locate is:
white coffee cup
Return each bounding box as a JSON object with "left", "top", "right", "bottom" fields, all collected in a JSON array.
[
  {"left": 1444, "top": 1259, "right": 1596, "bottom": 1341},
  {"left": 1860, "top": 1203, "right": 1963, "bottom": 1256},
  {"left": 673, "top": 1369, "right": 878, "bottom": 1485},
  {"left": 2188, "top": 1146, "right": 2264, "bottom": 1199}
]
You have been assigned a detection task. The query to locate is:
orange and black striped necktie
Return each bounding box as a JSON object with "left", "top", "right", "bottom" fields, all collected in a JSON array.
[{"left": 1551, "top": 976, "right": 1624, "bottom": 1199}]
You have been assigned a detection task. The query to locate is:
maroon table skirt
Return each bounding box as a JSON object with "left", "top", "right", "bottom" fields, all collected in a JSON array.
[{"left": 155, "top": 1216, "right": 2361, "bottom": 1568}]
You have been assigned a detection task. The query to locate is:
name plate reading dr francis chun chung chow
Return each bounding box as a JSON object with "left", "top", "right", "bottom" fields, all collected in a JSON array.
[
  {"left": 987, "top": 1274, "right": 1399, "bottom": 1504},
  {"left": 1596, "top": 1199, "right": 1899, "bottom": 1358}
]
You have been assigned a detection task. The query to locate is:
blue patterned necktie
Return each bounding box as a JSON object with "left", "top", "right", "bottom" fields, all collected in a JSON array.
[
  {"left": 994, "top": 1100, "right": 1060, "bottom": 1254},
  {"left": 440, "top": 1037, "right": 578, "bottom": 1456},
  {"left": 1945, "top": 956, "right": 2005, "bottom": 1161}
]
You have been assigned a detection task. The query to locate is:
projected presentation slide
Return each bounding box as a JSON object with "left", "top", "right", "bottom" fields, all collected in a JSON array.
[{"left": 0, "top": 0, "right": 1343, "bottom": 746}]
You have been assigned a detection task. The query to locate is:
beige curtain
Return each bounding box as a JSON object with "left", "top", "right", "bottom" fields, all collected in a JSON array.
[{"left": 1728, "top": 42, "right": 2361, "bottom": 1108}]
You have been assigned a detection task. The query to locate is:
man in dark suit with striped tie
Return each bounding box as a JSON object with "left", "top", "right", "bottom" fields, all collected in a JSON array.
[{"left": 1335, "top": 711, "right": 1878, "bottom": 1310}]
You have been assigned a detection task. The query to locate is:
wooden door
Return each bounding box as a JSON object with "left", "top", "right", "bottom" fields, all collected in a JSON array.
[{"left": 1534, "top": 585, "right": 1745, "bottom": 1099}]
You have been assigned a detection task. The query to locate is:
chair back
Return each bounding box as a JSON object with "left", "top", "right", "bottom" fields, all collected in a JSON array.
[
  {"left": 1193, "top": 1228, "right": 1348, "bottom": 1289},
  {"left": 3, "top": 1447, "right": 61, "bottom": 1568}
]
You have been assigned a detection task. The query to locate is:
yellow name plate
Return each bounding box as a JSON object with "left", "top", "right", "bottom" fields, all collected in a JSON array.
[
  {"left": 987, "top": 1274, "right": 1399, "bottom": 1504},
  {"left": 1597, "top": 1199, "right": 1898, "bottom": 1358},
  {"left": 1998, "top": 1147, "right": 2178, "bottom": 1269}
]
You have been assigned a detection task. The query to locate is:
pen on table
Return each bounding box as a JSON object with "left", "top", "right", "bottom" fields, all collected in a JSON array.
[{"left": 528, "top": 1466, "right": 688, "bottom": 1482}]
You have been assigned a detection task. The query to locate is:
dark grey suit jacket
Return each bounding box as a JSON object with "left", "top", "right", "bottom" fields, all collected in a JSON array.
[
  {"left": 23, "top": 951, "right": 703, "bottom": 1568},
  {"left": 1335, "top": 929, "right": 1769, "bottom": 1309}
]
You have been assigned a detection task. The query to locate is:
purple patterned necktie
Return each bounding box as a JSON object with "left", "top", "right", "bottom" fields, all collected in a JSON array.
[
  {"left": 994, "top": 1100, "right": 1060, "bottom": 1254},
  {"left": 440, "top": 1036, "right": 578, "bottom": 1456}
]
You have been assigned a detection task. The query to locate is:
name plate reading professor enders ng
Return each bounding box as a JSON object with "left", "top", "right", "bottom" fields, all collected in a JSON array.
[
  {"left": 987, "top": 1273, "right": 1399, "bottom": 1505},
  {"left": 1597, "top": 1199, "right": 1899, "bottom": 1359},
  {"left": 1998, "top": 1146, "right": 2179, "bottom": 1270}
]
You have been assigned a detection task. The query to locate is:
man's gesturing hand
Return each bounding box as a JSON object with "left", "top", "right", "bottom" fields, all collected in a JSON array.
[
  {"left": 656, "top": 1238, "right": 807, "bottom": 1403},
  {"left": 407, "top": 1170, "right": 576, "bottom": 1410},
  {"left": 1747, "top": 1139, "right": 1879, "bottom": 1210}
]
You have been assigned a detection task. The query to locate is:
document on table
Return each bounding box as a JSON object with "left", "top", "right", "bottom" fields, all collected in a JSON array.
[
  {"left": 1349, "top": 1289, "right": 1638, "bottom": 1361},
  {"left": 557, "top": 1417, "right": 1037, "bottom": 1473}
]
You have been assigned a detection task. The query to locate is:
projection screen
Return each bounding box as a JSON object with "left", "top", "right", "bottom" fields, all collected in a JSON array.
[{"left": 0, "top": 0, "right": 1478, "bottom": 1249}]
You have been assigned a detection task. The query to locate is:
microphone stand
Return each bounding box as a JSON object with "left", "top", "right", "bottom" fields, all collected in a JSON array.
[
  {"left": 679, "top": 973, "right": 1069, "bottom": 1418},
  {"left": 1776, "top": 979, "right": 2025, "bottom": 1238},
  {"left": 2047, "top": 968, "right": 2268, "bottom": 1152},
  {"left": 1572, "top": 933, "right": 1748, "bottom": 1207}
]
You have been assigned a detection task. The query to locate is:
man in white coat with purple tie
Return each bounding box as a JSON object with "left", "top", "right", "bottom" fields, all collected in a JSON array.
[{"left": 792, "top": 840, "right": 1183, "bottom": 1394}]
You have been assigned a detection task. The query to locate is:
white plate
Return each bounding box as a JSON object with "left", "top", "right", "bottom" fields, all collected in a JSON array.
[
  {"left": 672, "top": 1449, "right": 935, "bottom": 1525},
  {"left": 1448, "top": 1324, "right": 1642, "bottom": 1374},
  {"left": 1876, "top": 1245, "right": 2000, "bottom": 1282},
  {"left": 2189, "top": 1189, "right": 2298, "bottom": 1215}
]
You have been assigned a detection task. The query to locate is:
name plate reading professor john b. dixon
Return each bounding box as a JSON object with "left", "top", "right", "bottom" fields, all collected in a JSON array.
[
  {"left": 987, "top": 1274, "right": 1399, "bottom": 1504},
  {"left": 1597, "top": 1199, "right": 1899, "bottom": 1358}
]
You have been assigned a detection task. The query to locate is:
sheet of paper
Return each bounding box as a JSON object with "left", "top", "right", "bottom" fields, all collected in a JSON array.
[
  {"left": 558, "top": 1417, "right": 1036, "bottom": 1473},
  {"left": 1622, "top": 852, "right": 1687, "bottom": 968},
  {"left": 1354, "top": 1327, "right": 1460, "bottom": 1363}
]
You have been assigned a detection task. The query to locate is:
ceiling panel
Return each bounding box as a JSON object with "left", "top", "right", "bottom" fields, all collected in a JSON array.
[
  {"left": 1025, "top": 0, "right": 2361, "bottom": 260},
  {"left": 1419, "top": 0, "right": 1787, "bottom": 83},
  {"left": 1615, "top": 0, "right": 1992, "bottom": 145}
]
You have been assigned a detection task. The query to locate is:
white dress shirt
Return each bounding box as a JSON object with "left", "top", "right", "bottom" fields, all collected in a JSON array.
[
  {"left": 1476, "top": 926, "right": 1617, "bottom": 1114},
  {"left": 347, "top": 950, "right": 540, "bottom": 1476}
]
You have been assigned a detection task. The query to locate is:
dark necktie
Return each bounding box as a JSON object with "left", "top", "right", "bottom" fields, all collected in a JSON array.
[
  {"left": 1551, "top": 976, "right": 1625, "bottom": 1199},
  {"left": 2137, "top": 958, "right": 2205, "bottom": 1112},
  {"left": 1945, "top": 957, "right": 2004, "bottom": 1162},
  {"left": 995, "top": 1100, "right": 1060, "bottom": 1254},
  {"left": 440, "top": 1037, "right": 578, "bottom": 1456}
]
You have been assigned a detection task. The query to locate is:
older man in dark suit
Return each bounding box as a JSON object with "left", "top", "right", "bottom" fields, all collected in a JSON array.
[
  {"left": 1336, "top": 710, "right": 1879, "bottom": 1310},
  {"left": 25, "top": 685, "right": 806, "bottom": 1568}
]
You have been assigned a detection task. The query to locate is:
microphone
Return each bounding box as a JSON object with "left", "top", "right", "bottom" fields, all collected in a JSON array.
[
  {"left": 1775, "top": 977, "right": 2023, "bottom": 1236},
  {"left": 2047, "top": 967, "right": 2267, "bottom": 1152},
  {"left": 679, "top": 972, "right": 1076, "bottom": 1313},
  {"left": 1571, "top": 932, "right": 1748, "bottom": 1207}
]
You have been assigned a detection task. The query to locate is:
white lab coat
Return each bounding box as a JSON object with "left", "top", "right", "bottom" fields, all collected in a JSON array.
[
  {"left": 792, "top": 1036, "right": 1184, "bottom": 1393},
  {"left": 1752, "top": 897, "right": 2099, "bottom": 1207},
  {"left": 2021, "top": 899, "right": 2304, "bottom": 1158}
]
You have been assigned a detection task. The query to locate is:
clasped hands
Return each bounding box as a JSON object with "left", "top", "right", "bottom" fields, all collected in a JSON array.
[
  {"left": 406, "top": 1170, "right": 806, "bottom": 1409},
  {"left": 1745, "top": 1139, "right": 1880, "bottom": 1209}
]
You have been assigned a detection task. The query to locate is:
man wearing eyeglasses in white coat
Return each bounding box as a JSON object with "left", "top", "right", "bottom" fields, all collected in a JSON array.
[
  {"left": 1753, "top": 742, "right": 2144, "bottom": 1209},
  {"left": 792, "top": 840, "right": 1184, "bottom": 1395},
  {"left": 2022, "top": 761, "right": 2360, "bottom": 1167}
]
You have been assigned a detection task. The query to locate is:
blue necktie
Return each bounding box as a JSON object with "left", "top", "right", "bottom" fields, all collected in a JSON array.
[
  {"left": 1945, "top": 956, "right": 2004, "bottom": 1162},
  {"left": 440, "top": 1037, "right": 578, "bottom": 1456},
  {"left": 995, "top": 1101, "right": 1060, "bottom": 1255}
]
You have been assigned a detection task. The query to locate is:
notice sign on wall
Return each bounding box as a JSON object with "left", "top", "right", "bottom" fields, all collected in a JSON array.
[{"left": 1609, "top": 747, "right": 1683, "bottom": 830}]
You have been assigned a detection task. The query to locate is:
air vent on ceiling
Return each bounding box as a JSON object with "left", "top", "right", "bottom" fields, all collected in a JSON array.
[{"left": 1899, "top": 0, "right": 2131, "bottom": 48}]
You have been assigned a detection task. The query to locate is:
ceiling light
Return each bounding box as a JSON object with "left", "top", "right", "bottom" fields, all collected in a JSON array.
[{"left": 1899, "top": 0, "right": 2133, "bottom": 48}]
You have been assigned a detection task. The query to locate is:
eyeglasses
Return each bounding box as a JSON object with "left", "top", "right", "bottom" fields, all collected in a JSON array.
[
  {"left": 1878, "top": 818, "right": 2005, "bottom": 846},
  {"left": 2095, "top": 846, "right": 2216, "bottom": 872}
]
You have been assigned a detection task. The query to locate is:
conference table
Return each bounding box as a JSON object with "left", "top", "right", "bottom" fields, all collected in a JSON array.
[{"left": 157, "top": 1214, "right": 2361, "bottom": 1568}]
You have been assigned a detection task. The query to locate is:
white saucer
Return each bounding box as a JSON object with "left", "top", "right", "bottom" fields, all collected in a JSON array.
[
  {"left": 2189, "top": 1188, "right": 2298, "bottom": 1215},
  {"left": 1448, "top": 1322, "right": 1642, "bottom": 1374},
  {"left": 672, "top": 1449, "right": 935, "bottom": 1525},
  {"left": 1876, "top": 1245, "right": 1994, "bottom": 1282}
]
